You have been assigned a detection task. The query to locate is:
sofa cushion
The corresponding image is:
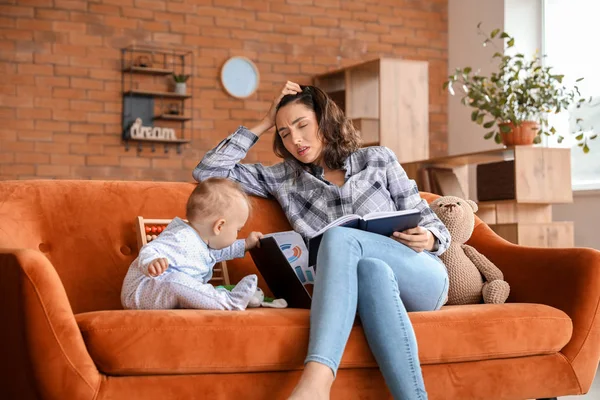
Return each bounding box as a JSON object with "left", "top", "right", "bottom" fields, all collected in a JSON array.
[{"left": 76, "top": 303, "right": 572, "bottom": 376}]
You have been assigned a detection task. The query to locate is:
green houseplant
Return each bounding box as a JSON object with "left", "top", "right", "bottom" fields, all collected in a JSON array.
[
  {"left": 172, "top": 73, "right": 190, "bottom": 95},
  {"left": 445, "top": 24, "right": 595, "bottom": 152}
]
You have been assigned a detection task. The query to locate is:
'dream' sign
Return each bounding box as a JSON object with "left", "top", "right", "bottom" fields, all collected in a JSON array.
[{"left": 129, "top": 118, "right": 177, "bottom": 140}]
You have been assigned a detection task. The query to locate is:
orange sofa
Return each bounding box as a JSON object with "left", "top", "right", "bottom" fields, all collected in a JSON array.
[{"left": 1, "top": 180, "right": 600, "bottom": 400}]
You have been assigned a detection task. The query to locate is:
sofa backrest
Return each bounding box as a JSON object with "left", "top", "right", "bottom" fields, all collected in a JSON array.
[
  {"left": 0, "top": 180, "right": 479, "bottom": 314},
  {"left": 0, "top": 180, "right": 292, "bottom": 314}
]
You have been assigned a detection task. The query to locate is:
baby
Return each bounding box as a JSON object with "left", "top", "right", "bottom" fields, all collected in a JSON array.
[{"left": 121, "top": 177, "right": 262, "bottom": 311}]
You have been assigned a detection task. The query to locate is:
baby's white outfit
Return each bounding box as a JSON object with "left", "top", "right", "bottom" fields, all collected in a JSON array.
[{"left": 121, "top": 217, "right": 257, "bottom": 310}]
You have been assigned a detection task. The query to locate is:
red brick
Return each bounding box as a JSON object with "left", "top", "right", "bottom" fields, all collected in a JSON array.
[
  {"left": 37, "top": 164, "right": 71, "bottom": 176},
  {"left": 36, "top": 76, "right": 70, "bottom": 88},
  {"left": 153, "top": 33, "right": 183, "bottom": 44},
  {"left": 152, "top": 158, "right": 183, "bottom": 169},
  {"left": 35, "top": 120, "right": 70, "bottom": 131},
  {"left": 257, "top": 12, "right": 284, "bottom": 22},
  {"left": 17, "top": 108, "right": 52, "bottom": 120},
  {"left": 1, "top": 165, "right": 36, "bottom": 176},
  {"left": 34, "top": 142, "right": 69, "bottom": 154},
  {"left": 71, "top": 123, "right": 104, "bottom": 134},
  {"left": 70, "top": 100, "right": 104, "bottom": 112},
  {"left": 54, "top": 0, "right": 87, "bottom": 10},
  {"left": 35, "top": 8, "right": 69, "bottom": 20},
  {"left": 34, "top": 53, "right": 70, "bottom": 65},
  {"left": 0, "top": 153, "right": 15, "bottom": 164},
  {"left": 70, "top": 78, "right": 104, "bottom": 90},
  {"left": 0, "top": 5, "right": 34, "bottom": 17},
  {"left": 51, "top": 154, "right": 85, "bottom": 165},
  {"left": 87, "top": 112, "right": 120, "bottom": 124},
  {"left": 121, "top": 157, "right": 151, "bottom": 168},
  {"left": 70, "top": 143, "right": 104, "bottom": 154},
  {"left": 53, "top": 21, "right": 87, "bottom": 33},
  {"left": 19, "top": 130, "right": 54, "bottom": 142},
  {"left": 154, "top": 12, "right": 185, "bottom": 24},
  {"left": 71, "top": 11, "right": 104, "bottom": 24},
  {"left": 55, "top": 65, "right": 88, "bottom": 77},
  {"left": 16, "top": 152, "right": 51, "bottom": 164},
  {"left": 312, "top": 17, "right": 339, "bottom": 27},
  {"left": 122, "top": 6, "right": 154, "bottom": 19},
  {"left": 53, "top": 109, "right": 87, "bottom": 122},
  {"left": 53, "top": 88, "right": 86, "bottom": 99},
  {"left": 17, "top": 19, "right": 53, "bottom": 31},
  {"left": 53, "top": 133, "right": 87, "bottom": 143},
  {"left": 87, "top": 155, "right": 120, "bottom": 166},
  {"left": 18, "top": 64, "right": 54, "bottom": 76},
  {"left": 89, "top": 4, "right": 120, "bottom": 15},
  {"left": 69, "top": 33, "right": 103, "bottom": 46}
]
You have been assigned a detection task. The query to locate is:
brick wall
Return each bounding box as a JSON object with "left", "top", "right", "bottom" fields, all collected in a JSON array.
[{"left": 0, "top": 0, "right": 448, "bottom": 181}]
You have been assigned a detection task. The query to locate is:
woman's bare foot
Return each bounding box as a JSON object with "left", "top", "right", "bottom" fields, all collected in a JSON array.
[{"left": 288, "top": 362, "right": 334, "bottom": 400}]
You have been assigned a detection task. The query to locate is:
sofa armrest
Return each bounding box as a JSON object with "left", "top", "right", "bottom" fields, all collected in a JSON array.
[
  {"left": 469, "top": 223, "right": 600, "bottom": 392},
  {"left": 0, "top": 249, "right": 100, "bottom": 399}
]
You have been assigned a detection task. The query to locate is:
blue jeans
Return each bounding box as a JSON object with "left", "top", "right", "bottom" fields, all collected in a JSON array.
[{"left": 305, "top": 227, "right": 449, "bottom": 400}]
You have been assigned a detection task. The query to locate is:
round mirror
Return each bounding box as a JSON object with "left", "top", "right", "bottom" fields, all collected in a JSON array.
[{"left": 220, "top": 56, "right": 260, "bottom": 99}]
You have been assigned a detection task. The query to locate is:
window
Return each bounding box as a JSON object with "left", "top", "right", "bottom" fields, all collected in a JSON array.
[{"left": 544, "top": 0, "right": 600, "bottom": 190}]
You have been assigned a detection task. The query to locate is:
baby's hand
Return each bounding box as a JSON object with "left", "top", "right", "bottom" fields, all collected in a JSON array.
[
  {"left": 147, "top": 258, "right": 169, "bottom": 277},
  {"left": 245, "top": 232, "right": 264, "bottom": 250}
]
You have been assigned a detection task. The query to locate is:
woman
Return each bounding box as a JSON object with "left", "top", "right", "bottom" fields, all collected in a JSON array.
[{"left": 193, "top": 82, "right": 450, "bottom": 400}]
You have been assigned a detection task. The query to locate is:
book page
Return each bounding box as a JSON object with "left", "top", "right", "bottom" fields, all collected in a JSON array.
[
  {"left": 311, "top": 214, "right": 360, "bottom": 238},
  {"left": 263, "top": 231, "right": 314, "bottom": 284},
  {"left": 363, "top": 208, "right": 420, "bottom": 221}
]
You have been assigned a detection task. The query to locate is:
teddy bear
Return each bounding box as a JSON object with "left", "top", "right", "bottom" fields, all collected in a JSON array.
[{"left": 430, "top": 196, "right": 510, "bottom": 305}]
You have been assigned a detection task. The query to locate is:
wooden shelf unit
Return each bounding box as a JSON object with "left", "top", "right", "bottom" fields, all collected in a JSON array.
[
  {"left": 402, "top": 146, "right": 575, "bottom": 248},
  {"left": 121, "top": 46, "right": 194, "bottom": 154},
  {"left": 313, "top": 58, "right": 429, "bottom": 164},
  {"left": 124, "top": 90, "right": 192, "bottom": 99},
  {"left": 122, "top": 66, "right": 174, "bottom": 75}
]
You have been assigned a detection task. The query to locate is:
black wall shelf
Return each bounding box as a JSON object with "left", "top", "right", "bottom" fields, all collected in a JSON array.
[{"left": 121, "top": 46, "right": 194, "bottom": 154}]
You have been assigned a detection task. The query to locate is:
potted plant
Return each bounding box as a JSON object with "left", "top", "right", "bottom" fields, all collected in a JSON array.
[
  {"left": 445, "top": 24, "right": 595, "bottom": 152},
  {"left": 171, "top": 73, "right": 190, "bottom": 95}
]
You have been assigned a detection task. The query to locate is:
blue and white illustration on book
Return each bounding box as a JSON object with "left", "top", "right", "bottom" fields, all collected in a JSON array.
[{"left": 262, "top": 231, "right": 315, "bottom": 284}]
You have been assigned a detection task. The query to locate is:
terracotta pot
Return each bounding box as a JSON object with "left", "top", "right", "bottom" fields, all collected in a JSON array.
[{"left": 499, "top": 121, "right": 540, "bottom": 146}]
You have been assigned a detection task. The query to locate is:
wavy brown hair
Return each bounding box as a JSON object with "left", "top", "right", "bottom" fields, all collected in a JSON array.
[{"left": 273, "top": 85, "right": 362, "bottom": 170}]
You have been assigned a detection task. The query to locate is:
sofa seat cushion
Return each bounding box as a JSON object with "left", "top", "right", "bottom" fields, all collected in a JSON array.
[{"left": 76, "top": 303, "right": 572, "bottom": 376}]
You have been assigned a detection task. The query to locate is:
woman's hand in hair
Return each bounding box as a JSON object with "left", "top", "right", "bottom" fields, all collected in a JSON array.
[{"left": 251, "top": 81, "right": 302, "bottom": 136}]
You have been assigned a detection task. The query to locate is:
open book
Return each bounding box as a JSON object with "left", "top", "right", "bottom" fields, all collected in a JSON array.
[{"left": 249, "top": 209, "right": 421, "bottom": 308}]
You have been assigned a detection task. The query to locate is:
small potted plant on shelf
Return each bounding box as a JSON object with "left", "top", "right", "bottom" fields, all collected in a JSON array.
[
  {"left": 445, "top": 24, "right": 596, "bottom": 152},
  {"left": 171, "top": 73, "right": 190, "bottom": 95}
]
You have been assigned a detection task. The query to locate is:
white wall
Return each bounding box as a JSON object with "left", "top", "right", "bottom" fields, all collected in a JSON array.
[
  {"left": 448, "top": 0, "right": 505, "bottom": 156},
  {"left": 553, "top": 191, "right": 600, "bottom": 250}
]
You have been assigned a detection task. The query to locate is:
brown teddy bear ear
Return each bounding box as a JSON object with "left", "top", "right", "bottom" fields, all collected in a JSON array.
[{"left": 467, "top": 200, "right": 478, "bottom": 212}]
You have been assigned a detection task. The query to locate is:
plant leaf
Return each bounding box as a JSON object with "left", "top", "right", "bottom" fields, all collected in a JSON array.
[
  {"left": 500, "top": 32, "right": 510, "bottom": 38},
  {"left": 576, "top": 77, "right": 584, "bottom": 82},
  {"left": 483, "top": 121, "right": 495, "bottom": 129},
  {"left": 476, "top": 114, "right": 484, "bottom": 125},
  {"left": 463, "top": 67, "right": 472, "bottom": 74},
  {"left": 507, "top": 38, "right": 515, "bottom": 47},
  {"left": 500, "top": 124, "right": 512, "bottom": 133},
  {"left": 471, "top": 110, "right": 479, "bottom": 122},
  {"left": 494, "top": 133, "right": 502, "bottom": 144},
  {"left": 484, "top": 131, "right": 495, "bottom": 139},
  {"left": 557, "top": 136, "right": 564, "bottom": 143},
  {"left": 442, "top": 81, "right": 449, "bottom": 90},
  {"left": 584, "top": 143, "right": 590, "bottom": 153},
  {"left": 576, "top": 134, "right": 584, "bottom": 141},
  {"left": 591, "top": 134, "right": 598, "bottom": 140},
  {"left": 491, "top": 28, "right": 500, "bottom": 38}
]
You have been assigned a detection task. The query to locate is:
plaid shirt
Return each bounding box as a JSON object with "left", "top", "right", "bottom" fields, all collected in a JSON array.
[{"left": 193, "top": 127, "right": 450, "bottom": 256}]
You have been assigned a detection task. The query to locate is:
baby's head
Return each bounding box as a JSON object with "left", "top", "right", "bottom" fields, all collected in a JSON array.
[{"left": 186, "top": 177, "right": 251, "bottom": 249}]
